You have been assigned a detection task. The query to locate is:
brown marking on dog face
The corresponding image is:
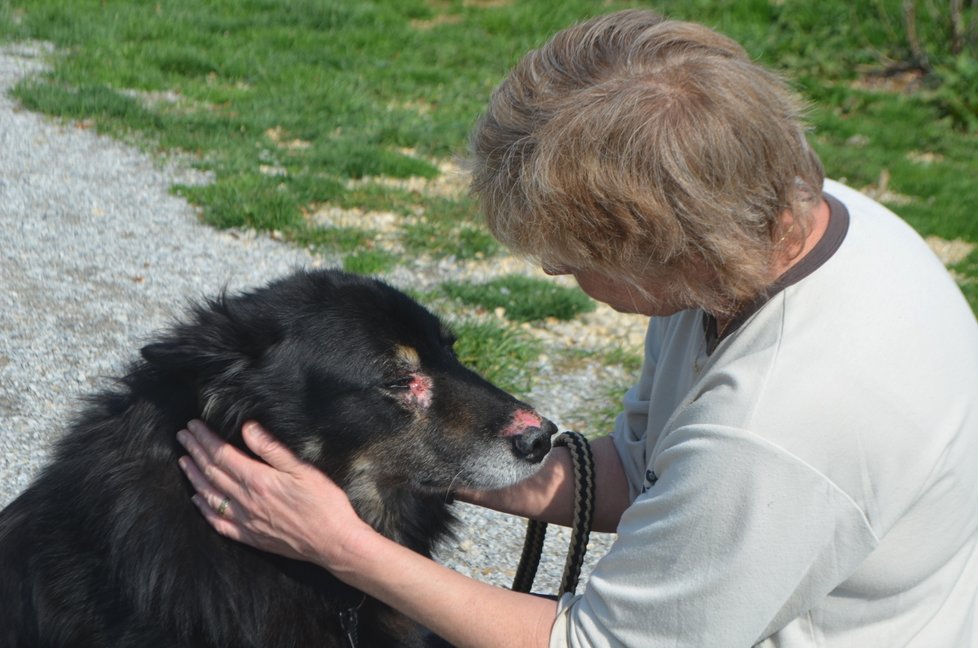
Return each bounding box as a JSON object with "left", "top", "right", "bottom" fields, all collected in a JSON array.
[
  {"left": 343, "top": 455, "right": 397, "bottom": 539},
  {"left": 394, "top": 345, "right": 420, "bottom": 370}
]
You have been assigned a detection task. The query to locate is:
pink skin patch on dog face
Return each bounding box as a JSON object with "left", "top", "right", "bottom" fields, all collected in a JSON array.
[
  {"left": 501, "top": 409, "right": 542, "bottom": 437},
  {"left": 393, "top": 345, "right": 433, "bottom": 409},
  {"left": 407, "top": 373, "right": 433, "bottom": 409}
]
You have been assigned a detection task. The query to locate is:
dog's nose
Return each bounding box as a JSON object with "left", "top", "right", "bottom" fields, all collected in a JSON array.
[{"left": 511, "top": 419, "right": 557, "bottom": 463}]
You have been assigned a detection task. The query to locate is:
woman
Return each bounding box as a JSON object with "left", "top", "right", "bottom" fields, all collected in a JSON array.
[{"left": 178, "top": 10, "right": 978, "bottom": 647}]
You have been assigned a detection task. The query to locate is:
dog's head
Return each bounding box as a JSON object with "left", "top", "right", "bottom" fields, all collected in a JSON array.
[{"left": 142, "top": 269, "right": 556, "bottom": 510}]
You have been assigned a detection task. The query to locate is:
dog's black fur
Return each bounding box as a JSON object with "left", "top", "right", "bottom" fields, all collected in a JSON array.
[{"left": 0, "top": 269, "right": 556, "bottom": 647}]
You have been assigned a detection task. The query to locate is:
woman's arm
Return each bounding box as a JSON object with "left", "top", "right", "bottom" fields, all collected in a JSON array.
[
  {"left": 335, "top": 525, "right": 558, "bottom": 648},
  {"left": 177, "top": 420, "right": 558, "bottom": 648},
  {"left": 459, "top": 436, "right": 632, "bottom": 534}
]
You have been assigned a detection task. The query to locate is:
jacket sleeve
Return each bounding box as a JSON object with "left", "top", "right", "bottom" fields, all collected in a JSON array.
[{"left": 551, "top": 425, "right": 879, "bottom": 647}]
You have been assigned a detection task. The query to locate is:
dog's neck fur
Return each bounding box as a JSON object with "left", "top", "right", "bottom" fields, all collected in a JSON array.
[{"left": 342, "top": 461, "right": 454, "bottom": 557}]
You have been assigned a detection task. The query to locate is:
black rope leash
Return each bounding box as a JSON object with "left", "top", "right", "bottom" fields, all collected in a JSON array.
[{"left": 512, "top": 430, "right": 596, "bottom": 598}]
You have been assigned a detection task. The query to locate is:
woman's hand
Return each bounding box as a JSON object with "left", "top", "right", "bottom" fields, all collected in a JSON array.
[{"left": 176, "top": 419, "right": 368, "bottom": 568}]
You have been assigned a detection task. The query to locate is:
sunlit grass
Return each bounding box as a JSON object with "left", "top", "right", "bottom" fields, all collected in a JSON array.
[{"left": 2, "top": 0, "right": 976, "bottom": 428}]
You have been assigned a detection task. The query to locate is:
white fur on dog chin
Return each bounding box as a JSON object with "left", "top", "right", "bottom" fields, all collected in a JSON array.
[{"left": 460, "top": 443, "right": 544, "bottom": 491}]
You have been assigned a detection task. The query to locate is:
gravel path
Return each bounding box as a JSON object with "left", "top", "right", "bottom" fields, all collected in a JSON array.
[{"left": 0, "top": 42, "right": 614, "bottom": 594}]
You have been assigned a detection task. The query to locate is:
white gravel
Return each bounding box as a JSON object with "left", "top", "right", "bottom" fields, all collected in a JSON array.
[{"left": 0, "top": 42, "right": 615, "bottom": 595}]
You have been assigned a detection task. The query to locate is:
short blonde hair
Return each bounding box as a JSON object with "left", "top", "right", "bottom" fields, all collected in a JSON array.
[{"left": 468, "top": 9, "right": 824, "bottom": 314}]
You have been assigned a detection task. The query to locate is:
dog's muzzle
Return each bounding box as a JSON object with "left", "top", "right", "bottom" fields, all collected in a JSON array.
[{"left": 510, "top": 420, "right": 558, "bottom": 464}]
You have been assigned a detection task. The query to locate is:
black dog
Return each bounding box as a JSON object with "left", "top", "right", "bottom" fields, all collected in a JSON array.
[{"left": 0, "top": 269, "right": 556, "bottom": 647}]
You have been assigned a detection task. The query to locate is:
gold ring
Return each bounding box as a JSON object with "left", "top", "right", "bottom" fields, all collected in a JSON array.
[{"left": 216, "top": 496, "right": 231, "bottom": 517}]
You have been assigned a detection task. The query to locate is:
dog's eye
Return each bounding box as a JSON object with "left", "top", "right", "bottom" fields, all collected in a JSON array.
[{"left": 385, "top": 376, "right": 414, "bottom": 390}]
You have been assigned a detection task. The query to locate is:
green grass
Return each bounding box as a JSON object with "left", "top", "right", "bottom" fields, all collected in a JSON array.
[
  {"left": 402, "top": 196, "right": 502, "bottom": 261},
  {"left": 442, "top": 276, "right": 596, "bottom": 323},
  {"left": 2, "top": 0, "right": 976, "bottom": 424},
  {"left": 1, "top": 0, "right": 619, "bottom": 235},
  {"left": 450, "top": 318, "right": 542, "bottom": 397}
]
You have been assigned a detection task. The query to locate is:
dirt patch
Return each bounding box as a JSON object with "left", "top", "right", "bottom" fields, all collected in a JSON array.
[
  {"left": 852, "top": 66, "right": 927, "bottom": 94},
  {"left": 859, "top": 169, "right": 915, "bottom": 206},
  {"left": 345, "top": 155, "right": 470, "bottom": 199},
  {"left": 410, "top": 13, "right": 463, "bottom": 30},
  {"left": 927, "top": 236, "right": 976, "bottom": 266}
]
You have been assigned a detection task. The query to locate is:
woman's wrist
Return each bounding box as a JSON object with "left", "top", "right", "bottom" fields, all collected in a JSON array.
[{"left": 311, "top": 514, "right": 377, "bottom": 575}]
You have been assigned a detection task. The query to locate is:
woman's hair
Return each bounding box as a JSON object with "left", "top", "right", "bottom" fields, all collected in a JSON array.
[{"left": 468, "top": 9, "right": 824, "bottom": 314}]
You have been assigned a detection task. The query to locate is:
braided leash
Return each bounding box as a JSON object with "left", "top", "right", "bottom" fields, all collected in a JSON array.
[{"left": 512, "top": 431, "right": 596, "bottom": 598}]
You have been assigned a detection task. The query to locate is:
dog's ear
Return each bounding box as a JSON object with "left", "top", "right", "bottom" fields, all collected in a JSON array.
[
  {"left": 141, "top": 292, "right": 286, "bottom": 438},
  {"left": 140, "top": 293, "right": 284, "bottom": 377}
]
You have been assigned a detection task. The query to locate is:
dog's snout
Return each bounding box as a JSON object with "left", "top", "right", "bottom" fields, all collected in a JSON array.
[{"left": 511, "top": 421, "right": 557, "bottom": 464}]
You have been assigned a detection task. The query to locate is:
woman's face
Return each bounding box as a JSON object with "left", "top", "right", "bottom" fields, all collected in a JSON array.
[{"left": 543, "top": 265, "right": 692, "bottom": 317}]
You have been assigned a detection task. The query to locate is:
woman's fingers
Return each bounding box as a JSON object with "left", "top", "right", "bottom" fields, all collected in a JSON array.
[
  {"left": 242, "top": 421, "right": 305, "bottom": 474},
  {"left": 177, "top": 423, "right": 268, "bottom": 546},
  {"left": 176, "top": 423, "right": 241, "bottom": 500},
  {"left": 178, "top": 451, "right": 231, "bottom": 513},
  {"left": 189, "top": 491, "right": 252, "bottom": 543},
  {"left": 186, "top": 419, "right": 249, "bottom": 474}
]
